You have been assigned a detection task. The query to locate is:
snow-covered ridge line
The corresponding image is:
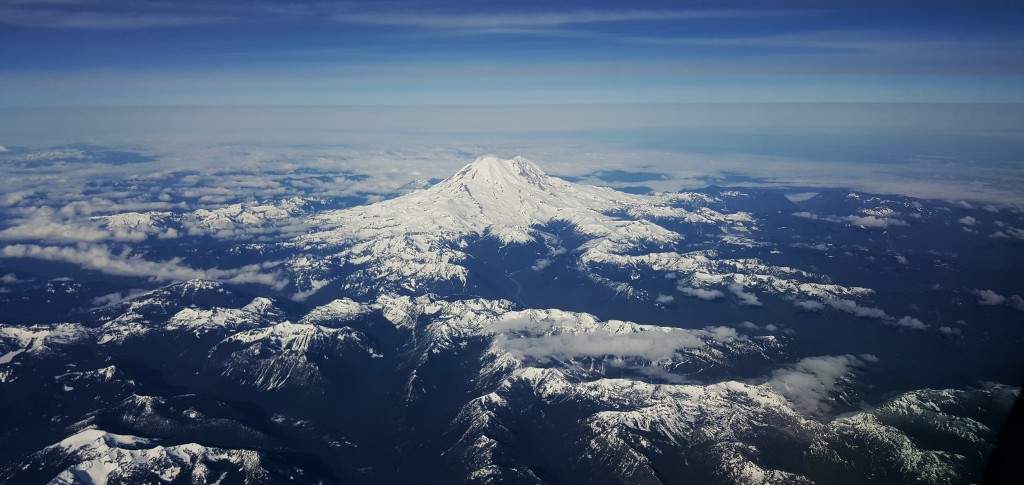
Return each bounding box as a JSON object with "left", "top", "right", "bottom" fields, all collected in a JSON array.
[{"left": 288, "top": 156, "right": 759, "bottom": 296}]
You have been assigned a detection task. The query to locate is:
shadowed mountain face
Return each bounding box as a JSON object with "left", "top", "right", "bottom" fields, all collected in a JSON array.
[{"left": 1, "top": 156, "right": 1022, "bottom": 484}]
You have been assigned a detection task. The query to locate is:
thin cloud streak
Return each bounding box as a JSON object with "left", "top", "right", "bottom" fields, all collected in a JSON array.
[
  {"left": 0, "top": 2, "right": 237, "bottom": 29},
  {"left": 333, "top": 9, "right": 799, "bottom": 31},
  {"left": 0, "top": 2, "right": 797, "bottom": 31},
  {"left": 1, "top": 243, "right": 288, "bottom": 288}
]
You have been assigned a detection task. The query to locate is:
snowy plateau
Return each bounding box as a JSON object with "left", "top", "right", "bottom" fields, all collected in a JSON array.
[{"left": 0, "top": 156, "right": 1023, "bottom": 484}]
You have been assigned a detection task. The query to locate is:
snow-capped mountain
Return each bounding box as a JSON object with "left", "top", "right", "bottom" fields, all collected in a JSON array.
[
  {"left": 7, "top": 427, "right": 315, "bottom": 484},
  {"left": 289, "top": 155, "right": 684, "bottom": 294},
  {"left": 287, "top": 157, "right": 888, "bottom": 326},
  {"left": 4, "top": 276, "right": 1012, "bottom": 483},
  {"left": 1, "top": 155, "right": 1022, "bottom": 484}
]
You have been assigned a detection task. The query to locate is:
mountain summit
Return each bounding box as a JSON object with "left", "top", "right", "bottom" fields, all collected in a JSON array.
[
  {"left": 306, "top": 156, "right": 644, "bottom": 247},
  {"left": 297, "top": 156, "right": 682, "bottom": 292},
  {"left": 440, "top": 155, "right": 553, "bottom": 192},
  {"left": 421, "top": 155, "right": 624, "bottom": 238}
]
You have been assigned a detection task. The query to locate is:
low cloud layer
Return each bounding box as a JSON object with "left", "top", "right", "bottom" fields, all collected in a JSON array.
[
  {"left": 822, "top": 297, "right": 889, "bottom": 319},
  {"left": 793, "top": 212, "right": 909, "bottom": 228},
  {"left": 1, "top": 244, "right": 287, "bottom": 289},
  {"left": 677, "top": 286, "right": 724, "bottom": 300},
  {"left": 728, "top": 283, "right": 762, "bottom": 306},
  {"left": 974, "top": 289, "right": 1024, "bottom": 312},
  {"left": 495, "top": 329, "right": 701, "bottom": 363},
  {"left": 769, "top": 354, "right": 877, "bottom": 416},
  {"left": 487, "top": 315, "right": 727, "bottom": 363}
]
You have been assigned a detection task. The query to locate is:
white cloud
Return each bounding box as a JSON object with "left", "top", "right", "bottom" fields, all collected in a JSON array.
[
  {"left": 793, "top": 211, "right": 908, "bottom": 228},
  {"left": 655, "top": 294, "right": 675, "bottom": 304},
  {"left": 677, "top": 286, "right": 724, "bottom": 300},
  {"left": 531, "top": 258, "right": 552, "bottom": 271},
  {"left": 728, "top": 283, "right": 762, "bottom": 306},
  {"left": 1011, "top": 295, "right": 1024, "bottom": 312},
  {"left": 989, "top": 226, "right": 1024, "bottom": 240},
  {"left": 974, "top": 289, "right": 1007, "bottom": 306},
  {"left": 794, "top": 300, "right": 825, "bottom": 311},
  {"left": 937, "top": 326, "right": 961, "bottom": 337},
  {"left": 0, "top": 206, "right": 184, "bottom": 244},
  {"left": 484, "top": 313, "right": 754, "bottom": 366},
  {"left": 894, "top": 316, "right": 928, "bottom": 330},
  {"left": 822, "top": 297, "right": 889, "bottom": 319},
  {"left": 784, "top": 192, "right": 818, "bottom": 203},
  {"left": 494, "top": 327, "right": 703, "bottom": 363},
  {"left": 334, "top": 9, "right": 769, "bottom": 31},
  {"left": 0, "top": 213, "right": 117, "bottom": 243},
  {"left": 737, "top": 321, "right": 778, "bottom": 333},
  {"left": 840, "top": 215, "right": 908, "bottom": 228},
  {"left": 2, "top": 190, "right": 33, "bottom": 207},
  {"left": 704, "top": 325, "right": 739, "bottom": 343},
  {"left": 1, "top": 243, "right": 287, "bottom": 289},
  {"left": 0, "top": 273, "right": 29, "bottom": 284},
  {"left": 973, "top": 289, "right": 1024, "bottom": 312},
  {"left": 0, "top": 4, "right": 235, "bottom": 29},
  {"left": 769, "top": 354, "right": 875, "bottom": 416},
  {"left": 89, "top": 289, "right": 148, "bottom": 309},
  {"left": 958, "top": 216, "right": 978, "bottom": 226}
]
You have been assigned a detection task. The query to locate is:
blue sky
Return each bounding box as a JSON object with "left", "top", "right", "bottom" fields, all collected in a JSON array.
[{"left": 1, "top": 1, "right": 1023, "bottom": 106}]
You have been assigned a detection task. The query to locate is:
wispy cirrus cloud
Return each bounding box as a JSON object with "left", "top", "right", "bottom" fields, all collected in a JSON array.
[
  {"left": 0, "top": 0, "right": 237, "bottom": 29},
  {"left": 0, "top": 1, "right": 787, "bottom": 31},
  {"left": 332, "top": 9, "right": 794, "bottom": 32}
]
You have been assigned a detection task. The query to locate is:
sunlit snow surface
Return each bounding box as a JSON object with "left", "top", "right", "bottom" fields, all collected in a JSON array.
[{"left": 0, "top": 154, "right": 1022, "bottom": 484}]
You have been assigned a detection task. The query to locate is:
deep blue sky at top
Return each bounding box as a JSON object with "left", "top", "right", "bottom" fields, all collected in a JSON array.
[{"left": 0, "top": 0, "right": 1022, "bottom": 106}]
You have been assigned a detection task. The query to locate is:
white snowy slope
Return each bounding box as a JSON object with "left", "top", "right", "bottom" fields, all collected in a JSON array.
[
  {"left": 1, "top": 197, "right": 314, "bottom": 245},
  {"left": 182, "top": 196, "right": 311, "bottom": 239},
  {"left": 211, "top": 320, "right": 382, "bottom": 393},
  {"left": 200, "top": 297, "right": 384, "bottom": 393},
  {"left": 411, "top": 296, "right": 780, "bottom": 383},
  {"left": 287, "top": 156, "right": 887, "bottom": 319},
  {"left": 361, "top": 294, "right": 1009, "bottom": 484},
  {"left": 93, "top": 211, "right": 175, "bottom": 241},
  {"left": 12, "top": 428, "right": 276, "bottom": 485},
  {"left": 95, "top": 281, "right": 277, "bottom": 343},
  {"left": 0, "top": 323, "right": 92, "bottom": 379},
  {"left": 0, "top": 282, "right": 384, "bottom": 394},
  {"left": 447, "top": 364, "right": 1013, "bottom": 484},
  {"left": 0, "top": 323, "right": 91, "bottom": 384},
  {"left": 290, "top": 156, "right": 688, "bottom": 293},
  {"left": 54, "top": 365, "right": 133, "bottom": 395},
  {"left": 297, "top": 297, "right": 372, "bottom": 325},
  {"left": 365, "top": 293, "right": 784, "bottom": 408},
  {"left": 806, "top": 384, "right": 1019, "bottom": 483}
]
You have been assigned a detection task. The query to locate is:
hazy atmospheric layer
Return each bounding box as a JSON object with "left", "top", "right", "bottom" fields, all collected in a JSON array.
[{"left": 2, "top": 103, "right": 1024, "bottom": 209}]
